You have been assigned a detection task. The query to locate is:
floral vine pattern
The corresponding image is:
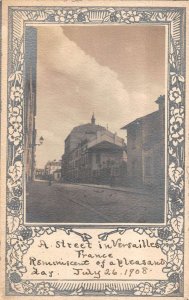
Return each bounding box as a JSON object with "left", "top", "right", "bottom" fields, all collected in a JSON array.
[{"left": 6, "top": 6, "right": 185, "bottom": 296}]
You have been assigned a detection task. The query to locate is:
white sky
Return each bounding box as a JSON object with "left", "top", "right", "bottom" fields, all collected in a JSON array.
[{"left": 35, "top": 25, "right": 165, "bottom": 168}]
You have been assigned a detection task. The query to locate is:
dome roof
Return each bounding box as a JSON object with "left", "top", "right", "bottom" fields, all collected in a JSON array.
[
  {"left": 65, "top": 122, "right": 106, "bottom": 152},
  {"left": 70, "top": 123, "right": 105, "bottom": 135}
]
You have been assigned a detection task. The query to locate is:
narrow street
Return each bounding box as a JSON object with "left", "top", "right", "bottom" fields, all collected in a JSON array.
[{"left": 26, "top": 181, "right": 164, "bottom": 223}]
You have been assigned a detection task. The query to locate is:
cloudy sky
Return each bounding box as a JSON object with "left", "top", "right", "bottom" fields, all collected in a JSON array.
[{"left": 35, "top": 25, "right": 165, "bottom": 168}]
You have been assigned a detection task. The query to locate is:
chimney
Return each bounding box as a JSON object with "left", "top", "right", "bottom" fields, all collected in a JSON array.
[
  {"left": 91, "top": 113, "right": 95, "bottom": 125},
  {"left": 155, "top": 95, "right": 165, "bottom": 112}
]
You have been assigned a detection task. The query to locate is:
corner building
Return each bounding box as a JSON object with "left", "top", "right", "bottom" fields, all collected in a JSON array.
[
  {"left": 62, "top": 115, "right": 127, "bottom": 185},
  {"left": 121, "top": 95, "right": 165, "bottom": 188}
]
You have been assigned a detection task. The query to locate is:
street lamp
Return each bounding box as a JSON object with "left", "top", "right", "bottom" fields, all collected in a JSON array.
[
  {"left": 35, "top": 136, "right": 44, "bottom": 146},
  {"left": 32, "top": 136, "right": 44, "bottom": 181}
]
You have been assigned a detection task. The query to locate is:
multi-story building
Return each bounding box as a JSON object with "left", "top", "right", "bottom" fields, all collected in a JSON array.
[
  {"left": 24, "top": 27, "right": 37, "bottom": 182},
  {"left": 121, "top": 95, "right": 165, "bottom": 188},
  {"left": 62, "top": 115, "right": 127, "bottom": 185},
  {"left": 45, "top": 160, "right": 62, "bottom": 177},
  {"left": 35, "top": 168, "right": 46, "bottom": 180}
]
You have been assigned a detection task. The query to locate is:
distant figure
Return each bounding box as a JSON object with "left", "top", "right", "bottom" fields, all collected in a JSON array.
[{"left": 48, "top": 175, "right": 52, "bottom": 186}]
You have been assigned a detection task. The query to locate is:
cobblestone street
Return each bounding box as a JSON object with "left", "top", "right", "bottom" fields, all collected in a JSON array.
[{"left": 26, "top": 181, "right": 165, "bottom": 223}]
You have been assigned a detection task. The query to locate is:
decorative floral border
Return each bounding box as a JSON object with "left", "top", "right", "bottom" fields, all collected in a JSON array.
[{"left": 6, "top": 6, "right": 185, "bottom": 296}]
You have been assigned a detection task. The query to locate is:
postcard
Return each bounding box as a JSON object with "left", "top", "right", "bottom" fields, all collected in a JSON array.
[{"left": 0, "top": 0, "right": 189, "bottom": 298}]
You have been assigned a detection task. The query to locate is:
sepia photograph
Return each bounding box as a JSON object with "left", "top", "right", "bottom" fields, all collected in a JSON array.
[
  {"left": 25, "top": 25, "right": 166, "bottom": 224},
  {"left": 3, "top": 3, "right": 187, "bottom": 297}
]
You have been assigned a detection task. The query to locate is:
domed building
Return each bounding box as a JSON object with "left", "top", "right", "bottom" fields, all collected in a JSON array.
[
  {"left": 64, "top": 114, "right": 106, "bottom": 154},
  {"left": 62, "top": 114, "right": 127, "bottom": 185}
]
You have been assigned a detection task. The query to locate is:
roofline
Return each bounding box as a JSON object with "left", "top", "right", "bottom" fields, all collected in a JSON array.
[
  {"left": 88, "top": 141, "right": 125, "bottom": 150},
  {"left": 121, "top": 110, "right": 158, "bottom": 130},
  {"left": 65, "top": 123, "right": 106, "bottom": 141},
  {"left": 121, "top": 117, "right": 142, "bottom": 130}
]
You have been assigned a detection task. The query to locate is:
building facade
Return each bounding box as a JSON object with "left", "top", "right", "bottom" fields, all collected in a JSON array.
[
  {"left": 35, "top": 168, "right": 46, "bottom": 180},
  {"left": 121, "top": 95, "right": 165, "bottom": 188},
  {"left": 53, "top": 169, "right": 62, "bottom": 182},
  {"left": 62, "top": 115, "right": 127, "bottom": 185},
  {"left": 45, "top": 160, "right": 61, "bottom": 175},
  {"left": 24, "top": 27, "right": 37, "bottom": 182}
]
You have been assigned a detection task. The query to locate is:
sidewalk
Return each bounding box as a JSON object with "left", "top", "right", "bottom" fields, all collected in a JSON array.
[{"left": 64, "top": 182, "right": 152, "bottom": 196}]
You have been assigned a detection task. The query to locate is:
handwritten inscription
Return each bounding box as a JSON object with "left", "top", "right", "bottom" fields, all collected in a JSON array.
[{"left": 22, "top": 234, "right": 167, "bottom": 280}]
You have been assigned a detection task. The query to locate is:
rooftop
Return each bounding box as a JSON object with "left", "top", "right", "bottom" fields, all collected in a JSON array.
[
  {"left": 88, "top": 130, "right": 125, "bottom": 150},
  {"left": 65, "top": 113, "right": 106, "bottom": 142},
  {"left": 121, "top": 95, "right": 164, "bottom": 130},
  {"left": 121, "top": 111, "right": 158, "bottom": 130}
]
